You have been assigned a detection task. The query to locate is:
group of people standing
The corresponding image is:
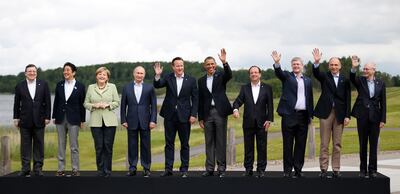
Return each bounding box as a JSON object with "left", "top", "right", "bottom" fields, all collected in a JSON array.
[{"left": 12, "top": 48, "right": 386, "bottom": 179}]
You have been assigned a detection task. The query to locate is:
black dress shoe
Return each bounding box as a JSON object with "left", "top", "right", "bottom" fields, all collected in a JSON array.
[
  {"left": 256, "top": 171, "right": 266, "bottom": 178},
  {"left": 160, "top": 171, "right": 173, "bottom": 177},
  {"left": 319, "top": 170, "right": 327, "bottom": 178},
  {"left": 143, "top": 170, "right": 151, "bottom": 177},
  {"left": 283, "top": 172, "right": 292, "bottom": 178},
  {"left": 332, "top": 171, "right": 341, "bottom": 178},
  {"left": 126, "top": 170, "right": 137, "bottom": 176},
  {"left": 202, "top": 171, "right": 214, "bottom": 177},
  {"left": 293, "top": 171, "right": 303, "bottom": 178},
  {"left": 104, "top": 173, "right": 111, "bottom": 178},
  {"left": 56, "top": 171, "right": 65, "bottom": 177},
  {"left": 218, "top": 171, "right": 225, "bottom": 178},
  {"left": 243, "top": 170, "right": 253, "bottom": 177},
  {"left": 34, "top": 170, "right": 44, "bottom": 177},
  {"left": 18, "top": 171, "right": 31, "bottom": 177},
  {"left": 181, "top": 172, "right": 188, "bottom": 178},
  {"left": 359, "top": 171, "right": 368, "bottom": 178},
  {"left": 369, "top": 171, "right": 378, "bottom": 178},
  {"left": 71, "top": 170, "right": 80, "bottom": 177}
]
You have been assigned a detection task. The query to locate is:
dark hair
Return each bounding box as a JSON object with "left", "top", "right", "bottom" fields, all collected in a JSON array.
[
  {"left": 171, "top": 57, "right": 184, "bottom": 66},
  {"left": 64, "top": 62, "right": 77, "bottom": 72},
  {"left": 248, "top": 65, "right": 261, "bottom": 74},
  {"left": 204, "top": 56, "right": 216, "bottom": 63},
  {"left": 25, "top": 64, "right": 37, "bottom": 72}
]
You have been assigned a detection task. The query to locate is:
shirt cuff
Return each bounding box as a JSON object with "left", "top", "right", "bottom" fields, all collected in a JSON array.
[
  {"left": 233, "top": 109, "right": 239, "bottom": 113},
  {"left": 154, "top": 75, "right": 161, "bottom": 81},
  {"left": 273, "top": 63, "right": 281, "bottom": 68}
]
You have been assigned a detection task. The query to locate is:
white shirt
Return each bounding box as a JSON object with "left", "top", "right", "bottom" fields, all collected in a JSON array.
[
  {"left": 64, "top": 79, "right": 76, "bottom": 101},
  {"left": 206, "top": 74, "right": 215, "bottom": 106},
  {"left": 294, "top": 74, "right": 306, "bottom": 110},
  {"left": 27, "top": 79, "right": 36, "bottom": 100},
  {"left": 175, "top": 73, "right": 184, "bottom": 96},
  {"left": 251, "top": 81, "right": 261, "bottom": 104},
  {"left": 332, "top": 73, "right": 339, "bottom": 87},
  {"left": 134, "top": 81, "right": 143, "bottom": 103}
]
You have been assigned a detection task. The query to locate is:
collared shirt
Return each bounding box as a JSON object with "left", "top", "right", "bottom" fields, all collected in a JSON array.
[
  {"left": 331, "top": 73, "right": 339, "bottom": 87},
  {"left": 206, "top": 74, "right": 215, "bottom": 106},
  {"left": 367, "top": 78, "right": 375, "bottom": 98},
  {"left": 294, "top": 74, "right": 306, "bottom": 110},
  {"left": 175, "top": 73, "right": 184, "bottom": 96},
  {"left": 26, "top": 79, "right": 36, "bottom": 100},
  {"left": 134, "top": 81, "right": 143, "bottom": 103},
  {"left": 251, "top": 81, "right": 261, "bottom": 104},
  {"left": 64, "top": 79, "right": 76, "bottom": 101}
]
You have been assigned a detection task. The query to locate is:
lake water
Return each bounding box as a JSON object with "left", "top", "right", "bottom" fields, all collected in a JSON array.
[{"left": 0, "top": 94, "right": 164, "bottom": 127}]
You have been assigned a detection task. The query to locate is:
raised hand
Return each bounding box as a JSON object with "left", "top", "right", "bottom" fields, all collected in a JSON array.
[
  {"left": 218, "top": 48, "right": 227, "bottom": 64},
  {"left": 351, "top": 55, "right": 360, "bottom": 68},
  {"left": 312, "top": 48, "right": 322, "bottom": 64},
  {"left": 153, "top": 62, "right": 163, "bottom": 76},
  {"left": 271, "top": 50, "right": 281, "bottom": 64}
]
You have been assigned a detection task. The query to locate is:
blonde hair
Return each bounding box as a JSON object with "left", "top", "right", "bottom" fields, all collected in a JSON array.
[{"left": 95, "top": 67, "right": 110, "bottom": 81}]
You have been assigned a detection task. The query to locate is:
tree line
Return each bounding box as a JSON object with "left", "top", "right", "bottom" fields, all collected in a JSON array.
[{"left": 0, "top": 56, "right": 398, "bottom": 98}]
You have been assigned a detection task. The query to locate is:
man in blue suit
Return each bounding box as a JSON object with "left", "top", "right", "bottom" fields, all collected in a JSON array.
[
  {"left": 121, "top": 66, "right": 157, "bottom": 177},
  {"left": 153, "top": 58, "right": 198, "bottom": 178},
  {"left": 271, "top": 51, "right": 314, "bottom": 178}
]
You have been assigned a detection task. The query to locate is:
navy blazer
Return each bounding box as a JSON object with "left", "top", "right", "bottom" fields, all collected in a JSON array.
[
  {"left": 313, "top": 65, "right": 351, "bottom": 123},
  {"left": 198, "top": 64, "right": 233, "bottom": 121},
  {"left": 350, "top": 71, "right": 386, "bottom": 123},
  {"left": 233, "top": 82, "right": 274, "bottom": 129},
  {"left": 154, "top": 73, "right": 198, "bottom": 123},
  {"left": 120, "top": 82, "right": 157, "bottom": 130},
  {"left": 52, "top": 80, "right": 86, "bottom": 125},
  {"left": 13, "top": 79, "right": 51, "bottom": 128},
  {"left": 273, "top": 64, "right": 314, "bottom": 122}
]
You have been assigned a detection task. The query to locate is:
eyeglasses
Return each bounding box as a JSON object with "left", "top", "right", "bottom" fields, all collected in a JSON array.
[{"left": 363, "top": 68, "right": 374, "bottom": 71}]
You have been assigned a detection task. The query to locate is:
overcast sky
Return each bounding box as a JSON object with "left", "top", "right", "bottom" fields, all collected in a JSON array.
[{"left": 0, "top": 0, "right": 399, "bottom": 76}]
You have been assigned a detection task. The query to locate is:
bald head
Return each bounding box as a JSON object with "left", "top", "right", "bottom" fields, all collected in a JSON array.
[
  {"left": 328, "top": 57, "right": 342, "bottom": 74},
  {"left": 133, "top": 66, "right": 146, "bottom": 83}
]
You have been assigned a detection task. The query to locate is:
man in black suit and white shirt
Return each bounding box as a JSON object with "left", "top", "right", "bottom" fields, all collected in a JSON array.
[
  {"left": 52, "top": 62, "right": 86, "bottom": 177},
  {"left": 13, "top": 64, "right": 51, "bottom": 177},
  {"left": 271, "top": 51, "right": 314, "bottom": 178},
  {"left": 198, "top": 49, "right": 233, "bottom": 178},
  {"left": 153, "top": 58, "right": 198, "bottom": 178},
  {"left": 121, "top": 66, "right": 157, "bottom": 177},
  {"left": 232, "top": 66, "right": 273, "bottom": 178},
  {"left": 350, "top": 56, "right": 386, "bottom": 178},
  {"left": 311, "top": 49, "right": 351, "bottom": 178}
]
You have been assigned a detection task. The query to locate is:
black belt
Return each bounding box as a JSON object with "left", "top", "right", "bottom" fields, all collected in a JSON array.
[{"left": 295, "top": 109, "right": 307, "bottom": 113}]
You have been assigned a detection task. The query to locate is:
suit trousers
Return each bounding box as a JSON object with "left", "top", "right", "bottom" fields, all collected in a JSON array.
[
  {"left": 243, "top": 125, "right": 267, "bottom": 172},
  {"left": 357, "top": 117, "right": 381, "bottom": 173},
  {"left": 281, "top": 111, "right": 308, "bottom": 173},
  {"left": 319, "top": 109, "right": 344, "bottom": 171},
  {"left": 127, "top": 126, "right": 151, "bottom": 171},
  {"left": 204, "top": 107, "right": 227, "bottom": 172},
  {"left": 19, "top": 127, "right": 45, "bottom": 172},
  {"left": 56, "top": 117, "right": 80, "bottom": 171},
  {"left": 91, "top": 124, "right": 116, "bottom": 176},
  {"left": 164, "top": 111, "right": 191, "bottom": 172}
]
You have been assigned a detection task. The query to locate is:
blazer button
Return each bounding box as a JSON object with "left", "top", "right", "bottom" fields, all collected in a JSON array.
[{"left": 65, "top": 102, "right": 68, "bottom": 104}]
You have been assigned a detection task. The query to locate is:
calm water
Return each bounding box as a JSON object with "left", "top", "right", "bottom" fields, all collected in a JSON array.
[{"left": 0, "top": 94, "right": 164, "bottom": 127}]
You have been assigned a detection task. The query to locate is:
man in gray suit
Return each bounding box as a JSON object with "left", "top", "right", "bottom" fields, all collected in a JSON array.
[{"left": 121, "top": 66, "right": 157, "bottom": 177}]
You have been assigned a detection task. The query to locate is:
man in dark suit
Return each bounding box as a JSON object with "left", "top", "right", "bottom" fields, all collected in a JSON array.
[
  {"left": 153, "top": 58, "right": 198, "bottom": 178},
  {"left": 121, "top": 66, "right": 157, "bottom": 177},
  {"left": 311, "top": 49, "right": 351, "bottom": 178},
  {"left": 350, "top": 56, "right": 386, "bottom": 178},
  {"left": 52, "top": 62, "right": 86, "bottom": 177},
  {"left": 271, "top": 51, "right": 313, "bottom": 178},
  {"left": 198, "top": 48, "right": 233, "bottom": 177},
  {"left": 232, "top": 66, "right": 273, "bottom": 178},
  {"left": 13, "top": 64, "right": 51, "bottom": 177}
]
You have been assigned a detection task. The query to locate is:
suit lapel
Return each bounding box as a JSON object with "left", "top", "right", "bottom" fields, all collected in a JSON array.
[
  {"left": 169, "top": 74, "right": 178, "bottom": 97},
  {"left": 374, "top": 79, "right": 380, "bottom": 98},
  {"left": 212, "top": 73, "right": 218, "bottom": 94},
  {"left": 246, "top": 84, "right": 255, "bottom": 104},
  {"left": 34, "top": 80, "right": 41, "bottom": 100},
  {"left": 60, "top": 81, "right": 67, "bottom": 102},
  {"left": 22, "top": 81, "right": 32, "bottom": 100},
  {"left": 131, "top": 82, "right": 138, "bottom": 104}
]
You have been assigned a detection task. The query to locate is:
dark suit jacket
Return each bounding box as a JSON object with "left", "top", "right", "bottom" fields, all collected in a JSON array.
[
  {"left": 154, "top": 73, "right": 198, "bottom": 123},
  {"left": 233, "top": 82, "right": 274, "bottom": 129},
  {"left": 313, "top": 65, "right": 351, "bottom": 123},
  {"left": 13, "top": 79, "right": 51, "bottom": 128},
  {"left": 52, "top": 80, "right": 86, "bottom": 125},
  {"left": 198, "top": 64, "right": 233, "bottom": 121},
  {"left": 273, "top": 64, "right": 314, "bottom": 122},
  {"left": 121, "top": 82, "right": 157, "bottom": 130},
  {"left": 350, "top": 71, "right": 386, "bottom": 123}
]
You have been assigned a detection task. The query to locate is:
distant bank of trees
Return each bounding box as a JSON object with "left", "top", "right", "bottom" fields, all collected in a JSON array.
[{"left": 0, "top": 56, "right": 399, "bottom": 98}]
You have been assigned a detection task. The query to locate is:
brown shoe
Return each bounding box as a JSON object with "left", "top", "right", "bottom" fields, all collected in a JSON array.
[
  {"left": 56, "top": 171, "right": 65, "bottom": 177},
  {"left": 71, "top": 170, "right": 80, "bottom": 177}
]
